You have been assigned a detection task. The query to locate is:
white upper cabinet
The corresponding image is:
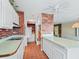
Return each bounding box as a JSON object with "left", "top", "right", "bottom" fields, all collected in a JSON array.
[
  {"left": 0, "top": 0, "right": 19, "bottom": 29},
  {"left": 0, "top": 0, "right": 2, "bottom": 27}
]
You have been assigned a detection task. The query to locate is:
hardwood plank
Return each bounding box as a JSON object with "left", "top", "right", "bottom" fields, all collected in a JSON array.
[{"left": 23, "top": 42, "right": 48, "bottom": 59}]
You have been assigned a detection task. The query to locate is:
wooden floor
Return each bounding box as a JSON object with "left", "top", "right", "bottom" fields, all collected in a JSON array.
[{"left": 23, "top": 42, "right": 48, "bottom": 59}]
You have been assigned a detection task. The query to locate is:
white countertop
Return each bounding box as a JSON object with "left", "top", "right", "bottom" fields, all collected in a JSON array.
[
  {"left": 43, "top": 35, "right": 79, "bottom": 49},
  {"left": 0, "top": 35, "right": 23, "bottom": 44},
  {"left": 0, "top": 35, "right": 24, "bottom": 57},
  {"left": 0, "top": 40, "right": 21, "bottom": 56}
]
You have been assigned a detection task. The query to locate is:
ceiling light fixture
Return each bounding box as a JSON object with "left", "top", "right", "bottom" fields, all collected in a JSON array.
[{"left": 72, "top": 22, "right": 79, "bottom": 28}]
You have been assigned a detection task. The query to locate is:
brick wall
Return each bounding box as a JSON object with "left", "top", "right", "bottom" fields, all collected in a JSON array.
[
  {"left": 41, "top": 13, "right": 53, "bottom": 34},
  {"left": 0, "top": 28, "right": 20, "bottom": 38},
  {"left": 18, "top": 11, "right": 25, "bottom": 34}
]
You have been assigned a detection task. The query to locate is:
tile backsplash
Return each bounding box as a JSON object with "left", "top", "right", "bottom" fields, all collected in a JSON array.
[{"left": 0, "top": 28, "right": 21, "bottom": 38}]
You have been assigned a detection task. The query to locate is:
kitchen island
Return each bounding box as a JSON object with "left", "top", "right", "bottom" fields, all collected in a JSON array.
[{"left": 42, "top": 35, "right": 79, "bottom": 59}]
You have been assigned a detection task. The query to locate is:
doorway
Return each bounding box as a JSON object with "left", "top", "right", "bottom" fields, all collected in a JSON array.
[
  {"left": 27, "top": 22, "right": 36, "bottom": 43},
  {"left": 54, "top": 24, "right": 62, "bottom": 37}
]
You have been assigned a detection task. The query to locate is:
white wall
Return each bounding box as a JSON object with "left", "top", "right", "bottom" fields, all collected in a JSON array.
[{"left": 62, "top": 22, "right": 75, "bottom": 39}]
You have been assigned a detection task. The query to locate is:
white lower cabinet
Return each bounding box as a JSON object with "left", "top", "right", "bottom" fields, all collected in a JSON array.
[
  {"left": 43, "top": 39, "right": 53, "bottom": 59},
  {"left": 43, "top": 39, "right": 67, "bottom": 59},
  {"left": 42, "top": 37, "right": 79, "bottom": 59},
  {"left": 52, "top": 42, "right": 67, "bottom": 59},
  {"left": 53, "top": 48, "right": 66, "bottom": 59},
  {"left": 53, "top": 49, "right": 63, "bottom": 59}
]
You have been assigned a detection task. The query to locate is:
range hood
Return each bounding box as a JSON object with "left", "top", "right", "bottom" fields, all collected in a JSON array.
[{"left": 13, "top": 22, "right": 20, "bottom": 28}]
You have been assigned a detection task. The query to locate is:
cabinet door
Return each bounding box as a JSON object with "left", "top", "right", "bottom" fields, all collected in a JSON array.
[
  {"left": 1, "top": 0, "right": 19, "bottom": 29},
  {"left": 1, "top": 0, "right": 13, "bottom": 28},
  {"left": 0, "top": 0, "right": 2, "bottom": 20},
  {"left": 53, "top": 48, "right": 66, "bottom": 59},
  {"left": 43, "top": 39, "right": 53, "bottom": 59}
]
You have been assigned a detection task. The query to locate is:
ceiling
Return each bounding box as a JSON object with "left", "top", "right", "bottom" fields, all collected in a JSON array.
[{"left": 21, "top": 0, "right": 79, "bottom": 24}]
